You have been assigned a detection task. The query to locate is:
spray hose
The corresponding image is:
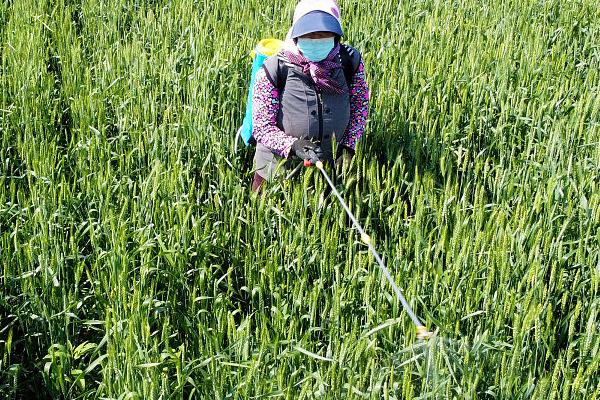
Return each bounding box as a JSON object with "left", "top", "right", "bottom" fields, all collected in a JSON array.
[{"left": 305, "top": 155, "right": 433, "bottom": 340}]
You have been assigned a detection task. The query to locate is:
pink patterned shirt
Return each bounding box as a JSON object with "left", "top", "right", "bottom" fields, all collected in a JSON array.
[{"left": 252, "top": 61, "right": 369, "bottom": 158}]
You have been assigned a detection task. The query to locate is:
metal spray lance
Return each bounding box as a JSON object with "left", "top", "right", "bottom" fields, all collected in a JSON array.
[{"left": 304, "top": 152, "right": 433, "bottom": 340}]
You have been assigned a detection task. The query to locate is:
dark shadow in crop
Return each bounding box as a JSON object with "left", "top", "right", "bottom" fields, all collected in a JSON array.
[{"left": 0, "top": 298, "right": 54, "bottom": 400}]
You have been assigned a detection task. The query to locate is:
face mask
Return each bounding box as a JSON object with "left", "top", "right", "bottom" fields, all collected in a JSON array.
[{"left": 296, "top": 37, "right": 335, "bottom": 62}]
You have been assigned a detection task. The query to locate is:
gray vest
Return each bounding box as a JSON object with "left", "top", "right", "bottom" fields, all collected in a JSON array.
[{"left": 254, "top": 45, "right": 361, "bottom": 180}]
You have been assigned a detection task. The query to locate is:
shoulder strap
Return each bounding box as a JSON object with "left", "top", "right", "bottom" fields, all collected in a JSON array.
[
  {"left": 339, "top": 44, "right": 361, "bottom": 86},
  {"left": 262, "top": 53, "right": 289, "bottom": 92}
]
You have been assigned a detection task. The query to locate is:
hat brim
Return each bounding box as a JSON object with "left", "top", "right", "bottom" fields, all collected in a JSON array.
[{"left": 291, "top": 11, "right": 344, "bottom": 39}]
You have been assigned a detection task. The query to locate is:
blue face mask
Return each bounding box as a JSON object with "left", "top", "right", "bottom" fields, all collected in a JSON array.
[{"left": 296, "top": 37, "right": 335, "bottom": 62}]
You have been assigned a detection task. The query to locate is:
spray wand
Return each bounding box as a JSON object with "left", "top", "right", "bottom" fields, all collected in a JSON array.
[{"left": 304, "top": 153, "right": 433, "bottom": 340}]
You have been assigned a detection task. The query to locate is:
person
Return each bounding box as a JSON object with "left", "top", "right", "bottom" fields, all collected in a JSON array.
[{"left": 251, "top": 0, "right": 369, "bottom": 192}]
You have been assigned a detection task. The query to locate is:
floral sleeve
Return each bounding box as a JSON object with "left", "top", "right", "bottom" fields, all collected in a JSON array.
[
  {"left": 252, "top": 68, "right": 297, "bottom": 158},
  {"left": 340, "top": 61, "right": 369, "bottom": 150}
]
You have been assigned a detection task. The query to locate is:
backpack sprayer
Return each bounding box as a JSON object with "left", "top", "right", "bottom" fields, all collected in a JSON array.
[
  {"left": 236, "top": 39, "right": 285, "bottom": 153},
  {"left": 304, "top": 151, "right": 433, "bottom": 341}
]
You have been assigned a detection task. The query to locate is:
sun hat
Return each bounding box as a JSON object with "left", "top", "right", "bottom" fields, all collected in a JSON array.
[{"left": 290, "top": 0, "right": 344, "bottom": 39}]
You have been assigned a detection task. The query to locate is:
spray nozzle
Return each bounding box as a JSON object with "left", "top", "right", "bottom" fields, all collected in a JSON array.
[
  {"left": 416, "top": 326, "right": 434, "bottom": 340},
  {"left": 361, "top": 233, "right": 371, "bottom": 244}
]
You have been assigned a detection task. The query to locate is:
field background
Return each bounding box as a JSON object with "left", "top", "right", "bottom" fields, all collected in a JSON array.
[{"left": 1, "top": 0, "right": 599, "bottom": 398}]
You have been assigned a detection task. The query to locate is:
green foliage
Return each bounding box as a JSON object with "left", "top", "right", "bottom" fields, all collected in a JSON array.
[{"left": 1, "top": 0, "right": 599, "bottom": 398}]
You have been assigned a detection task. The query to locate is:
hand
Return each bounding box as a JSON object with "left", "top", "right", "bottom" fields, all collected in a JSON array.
[{"left": 291, "top": 139, "right": 318, "bottom": 161}]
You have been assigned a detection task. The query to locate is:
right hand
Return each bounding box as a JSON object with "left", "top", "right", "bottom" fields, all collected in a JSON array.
[{"left": 290, "top": 139, "right": 318, "bottom": 161}]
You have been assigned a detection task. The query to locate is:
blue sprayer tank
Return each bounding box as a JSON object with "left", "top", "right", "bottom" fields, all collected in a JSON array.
[{"left": 238, "top": 39, "right": 285, "bottom": 147}]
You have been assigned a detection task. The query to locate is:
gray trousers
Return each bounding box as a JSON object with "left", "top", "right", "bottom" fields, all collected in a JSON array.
[{"left": 253, "top": 143, "right": 297, "bottom": 181}]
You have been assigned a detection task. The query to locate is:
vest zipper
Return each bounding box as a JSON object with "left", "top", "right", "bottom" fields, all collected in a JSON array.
[{"left": 316, "top": 89, "right": 323, "bottom": 141}]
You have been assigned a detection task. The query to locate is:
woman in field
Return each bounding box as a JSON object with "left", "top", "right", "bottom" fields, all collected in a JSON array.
[{"left": 251, "top": 0, "right": 369, "bottom": 191}]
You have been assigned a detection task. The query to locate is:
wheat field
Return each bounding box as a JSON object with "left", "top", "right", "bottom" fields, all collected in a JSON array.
[{"left": 1, "top": 0, "right": 599, "bottom": 398}]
